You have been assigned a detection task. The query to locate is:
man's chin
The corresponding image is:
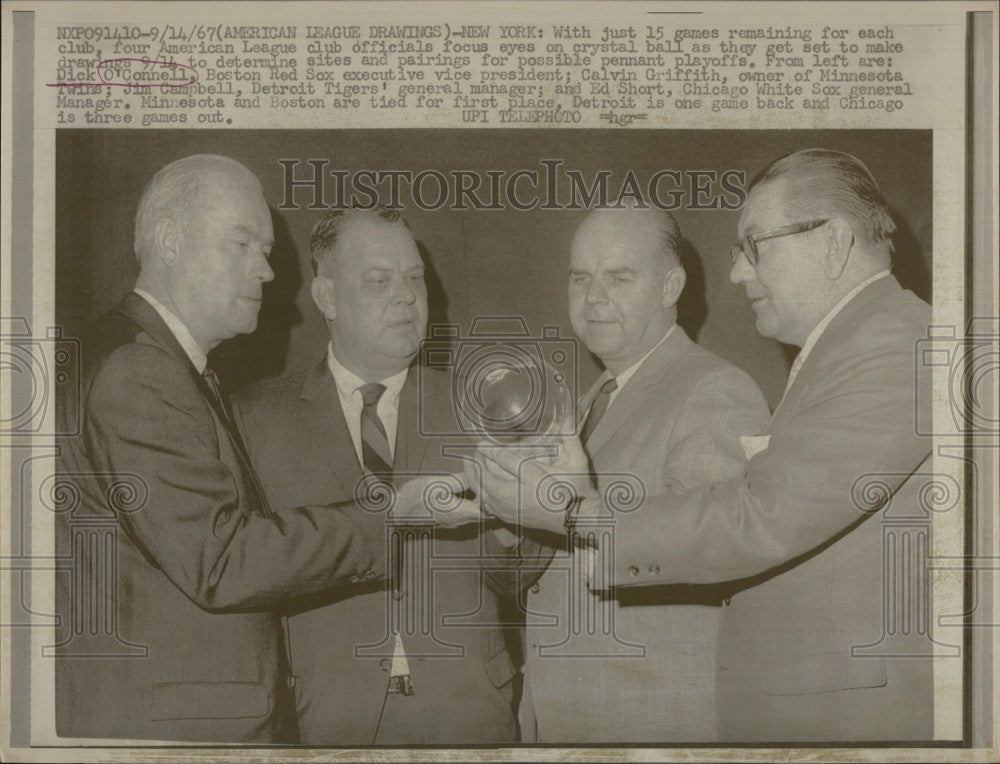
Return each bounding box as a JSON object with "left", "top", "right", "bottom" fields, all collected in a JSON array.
[
  {"left": 381, "top": 340, "right": 421, "bottom": 362},
  {"left": 582, "top": 341, "right": 622, "bottom": 360},
  {"left": 228, "top": 316, "right": 259, "bottom": 338},
  {"left": 754, "top": 317, "right": 782, "bottom": 343}
]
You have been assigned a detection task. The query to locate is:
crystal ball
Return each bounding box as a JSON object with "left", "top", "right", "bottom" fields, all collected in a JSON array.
[{"left": 455, "top": 346, "right": 572, "bottom": 443}]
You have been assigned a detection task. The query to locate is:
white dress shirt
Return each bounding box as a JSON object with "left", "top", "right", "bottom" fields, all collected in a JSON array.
[
  {"left": 587, "top": 323, "right": 679, "bottom": 415},
  {"left": 325, "top": 343, "right": 411, "bottom": 679},
  {"left": 133, "top": 289, "right": 208, "bottom": 373},
  {"left": 326, "top": 343, "right": 408, "bottom": 466},
  {"left": 784, "top": 270, "right": 891, "bottom": 393}
]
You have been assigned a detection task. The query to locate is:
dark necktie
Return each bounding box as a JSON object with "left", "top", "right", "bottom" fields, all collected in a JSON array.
[
  {"left": 580, "top": 377, "right": 618, "bottom": 444},
  {"left": 202, "top": 367, "right": 272, "bottom": 515},
  {"left": 202, "top": 367, "right": 235, "bottom": 429},
  {"left": 358, "top": 383, "right": 414, "bottom": 700},
  {"left": 360, "top": 383, "right": 393, "bottom": 476}
]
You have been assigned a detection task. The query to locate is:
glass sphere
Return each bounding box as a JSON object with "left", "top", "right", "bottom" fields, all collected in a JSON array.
[{"left": 454, "top": 344, "right": 572, "bottom": 443}]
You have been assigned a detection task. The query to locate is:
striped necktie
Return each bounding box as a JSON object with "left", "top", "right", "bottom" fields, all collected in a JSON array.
[
  {"left": 360, "top": 383, "right": 393, "bottom": 476},
  {"left": 580, "top": 377, "right": 618, "bottom": 445},
  {"left": 359, "top": 383, "right": 414, "bottom": 700}
]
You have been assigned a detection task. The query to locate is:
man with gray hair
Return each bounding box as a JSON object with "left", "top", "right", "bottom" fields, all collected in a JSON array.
[
  {"left": 514, "top": 204, "right": 769, "bottom": 742},
  {"left": 54, "top": 156, "right": 465, "bottom": 742},
  {"left": 478, "top": 149, "right": 934, "bottom": 742}
]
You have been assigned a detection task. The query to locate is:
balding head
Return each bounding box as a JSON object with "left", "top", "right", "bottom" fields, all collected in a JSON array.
[
  {"left": 132, "top": 154, "right": 274, "bottom": 352},
  {"left": 573, "top": 205, "right": 683, "bottom": 273},
  {"left": 569, "top": 206, "right": 686, "bottom": 374},
  {"left": 134, "top": 154, "right": 260, "bottom": 265}
]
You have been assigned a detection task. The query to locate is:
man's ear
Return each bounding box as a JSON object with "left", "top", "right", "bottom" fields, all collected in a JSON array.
[
  {"left": 311, "top": 275, "right": 337, "bottom": 321},
  {"left": 661, "top": 265, "right": 687, "bottom": 309},
  {"left": 823, "top": 219, "right": 854, "bottom": 280},
  {"left": 153, "top": 217, "right": 181, "bottom": 266}
]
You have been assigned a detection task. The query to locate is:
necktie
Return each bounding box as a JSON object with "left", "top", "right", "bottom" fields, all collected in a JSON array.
[
  {"left": 202, "top": 368, "right": 235, "bottom": 428},
  {"left": 202, "top": 367, "right": 272, "bottom": 516},
  {"left": 580, "top": 377, "right": 618, "bottom": 444},
  {"left": 358, "top": 383, "right": 413, "bottom": 699},
  {"left": 360, "top": 383, "right": 393, "bottom": 476}
]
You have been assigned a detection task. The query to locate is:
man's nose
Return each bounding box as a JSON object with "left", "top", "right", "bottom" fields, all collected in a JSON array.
[
  {"left": 585, "top": 280, "right": 607, "bottom": 304},
  {"left": 729, "top": 252, "right": 754, "bottom": 284},
  {"left": 392, "top": 275, "right": 417, "bottom": 303},
  {"left": 256, "top": 253, "right": 275, "bottom": 283}
]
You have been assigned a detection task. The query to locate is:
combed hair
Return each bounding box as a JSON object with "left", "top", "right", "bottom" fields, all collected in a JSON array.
[
  {"left": 586, "top": 204, "right": 683, "bottom": 270},
  {"left": 134, "top": 154, "right": 255, "bottom": 260},
  {"left": 750, "top": 148, "right": 896, "bottom": 250},
  {"left": 309, "top": 206, "right": 411, "bottom": 276}
]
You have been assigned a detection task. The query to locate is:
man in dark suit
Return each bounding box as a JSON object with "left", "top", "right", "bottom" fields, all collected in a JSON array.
[
  {"left": 477, "top": 149, "right": 934, "bottom": 741},
  {"left": 233, "top": 207, "right": 529, "bottom": 744},
  {"left": 519, "top": 206, "right": 769, "bottom": 743},
  {"left": 53, "top": 156, "right": 464, "bottom": 743}
]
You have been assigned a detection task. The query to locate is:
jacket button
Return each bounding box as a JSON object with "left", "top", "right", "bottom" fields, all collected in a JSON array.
[
  {"left": 349, "top": 575, "right": 360, "bottom": 584},
  {"left": 530, "top": 583, "right": 540, "bottom": 594},
  {"left": 648, "top": 563, "right": 660, "bottom": 575},
  {"left": 286, "top": 675, "right": 296, "bottom": 688},
  {"left": 379, "top": 659, "right": 390, "bottom": 672},
  {"left": 627, "top": 565, "right": 640, "bottom": 577}
]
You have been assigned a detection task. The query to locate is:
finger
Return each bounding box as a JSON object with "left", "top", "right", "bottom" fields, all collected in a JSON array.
[
  {"left": 443, "top": 471, "right": 471, "bottom": 494},
  {"left": 482, "top": 453, "right": 515, "bottom": 481},
  {"left": 480, "top": 469, "right": 517, "bottom": 512},
  {"left": 561, "top": 407, "right": 579, "bottom": 438},
  {"left": 462, "top": 458, "right": 481, "bottom": 491},
  {"left": 486, "top": 446, "right": 529, "bottom": 473},
  {"left": 432, "top": 499, "right": 482, "bottom": 528}
]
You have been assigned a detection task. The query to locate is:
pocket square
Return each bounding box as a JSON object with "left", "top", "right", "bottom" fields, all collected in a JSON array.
[{"left": 740, "top": 434, "right": 771, "bottom": 460}]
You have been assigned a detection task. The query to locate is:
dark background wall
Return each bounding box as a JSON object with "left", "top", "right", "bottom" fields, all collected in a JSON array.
[{"left": 57, "top": 129, "right": 932, "bottom": 408}]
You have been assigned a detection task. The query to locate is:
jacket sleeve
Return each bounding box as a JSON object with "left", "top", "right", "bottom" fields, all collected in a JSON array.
[
  {"left": 84, "top": 343, "right": 386, "bottom": 611},
  {"left": 585, "top": 364, "right": 769, "bottom": 592},
  {"left": 595, "top": 326, "right": 932, "bottom": 588}
]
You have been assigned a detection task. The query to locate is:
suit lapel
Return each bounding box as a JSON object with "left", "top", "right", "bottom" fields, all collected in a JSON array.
[
  {"left": 299, "top": 360, "right": 365, "bottom": 497},
  {"left": 118, "top": 292, "right": 198, "bottom": 378},
  {"left": 584, "top": 328, "right": 692, "bottom": 457},
  {"left": 767, "top": 275, "right": 903, "bottom": 432},
  {"left": 578, "top": 376, "right": 606, "bottom": 429},
  {"left": 118, "top": 292, "right": 274, "bottom": 514},
  {"left": 119, "top": 292, "right": 236, "bottom": 437},
  {"left": 119, "top": 292, "right": 234, "bottom": 426}
]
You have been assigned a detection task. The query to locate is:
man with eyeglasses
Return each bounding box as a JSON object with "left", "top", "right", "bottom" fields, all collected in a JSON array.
[{"left": 473, "top": 148, "right": 934, "bottom": 742}]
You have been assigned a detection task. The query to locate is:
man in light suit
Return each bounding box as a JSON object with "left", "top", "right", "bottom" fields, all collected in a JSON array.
[
  {"left": 54, "top": 156, "right": 461, "bottom": 742},
  {"left": 478, "top": 149, "right": 934, "bottom": 742},
  {"left": 512, "top": 206, "right": 769, "bottom": 743},
  {"left": 234, "top": 207, "right": 533, "bottom": 744}
]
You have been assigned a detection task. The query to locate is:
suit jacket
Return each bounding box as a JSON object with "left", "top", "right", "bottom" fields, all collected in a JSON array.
[
  {"left": 233, "top": 361, "right": 531, "bottom": 745},
  {"left": 603, "top": 277, "right": 934, "bottom": 741},
  {"left": 53, "top": 293, "right": 387, "bottom": 743},
  {"left": 524, "top": 327, "right": 770, "bottom": 743}
]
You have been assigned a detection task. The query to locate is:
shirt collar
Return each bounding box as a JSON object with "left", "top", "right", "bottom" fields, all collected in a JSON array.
[
  {"left": 133, "top": 288, "right": 208, "bottom": 373},
  {"left": 603, "top": 323, "right": 678, "bottom": 393},
  {"left": 326, "top": 342, "right": 409, "bottom": 403},
  {"left": 786, "top": 270, "right": 891, "bottom": 392}
]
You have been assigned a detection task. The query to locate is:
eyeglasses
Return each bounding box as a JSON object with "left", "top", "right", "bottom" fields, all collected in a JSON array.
[{"left": 730, "top": 219, "right": 829, "bottom": 266}]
